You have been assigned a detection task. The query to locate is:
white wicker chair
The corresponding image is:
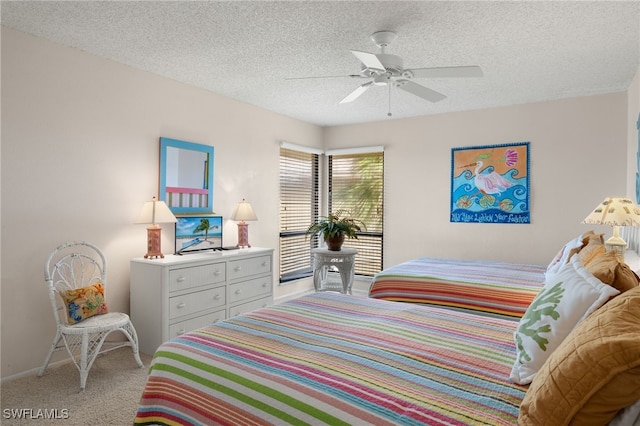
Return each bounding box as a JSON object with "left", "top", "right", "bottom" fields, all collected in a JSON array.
[{"left": 38, "top": 241, "right": 143, "bottom": 390}]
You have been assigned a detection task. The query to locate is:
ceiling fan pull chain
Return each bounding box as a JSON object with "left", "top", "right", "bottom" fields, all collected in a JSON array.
[{"left": 387, "top": 76, "right": 392, "bottom": 117}]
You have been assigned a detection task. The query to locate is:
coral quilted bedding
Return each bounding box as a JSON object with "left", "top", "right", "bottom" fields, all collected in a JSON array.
[
  {"left": 368, "top": 257, "right": 547, "bottom": 318},
  {"left": 134, "top": 292, "right": 528, "bottom": 426}
]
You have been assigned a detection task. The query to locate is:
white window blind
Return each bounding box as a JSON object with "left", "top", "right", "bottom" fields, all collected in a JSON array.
[
  {"left": 279, "top": 146, "right": 319, "bottom": 282},
  {"left": 328, "top": 150, "right": 384, "bottom": 276}
]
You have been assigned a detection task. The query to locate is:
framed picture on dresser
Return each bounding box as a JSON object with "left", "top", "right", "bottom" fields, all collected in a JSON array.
[{"left": 175, "top": 215, "right": 223, "bottom": 254}]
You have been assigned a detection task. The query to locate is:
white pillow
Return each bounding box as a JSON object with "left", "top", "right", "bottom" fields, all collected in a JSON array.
[
  {"left": 545, "top": 234, "right": 583, "bottom": 279},
  {"left": 510, "top": 254, "right": 619, "bottom": 385},
  {"left": 609, "top": 400, "right": 640, "bottom": 426}
]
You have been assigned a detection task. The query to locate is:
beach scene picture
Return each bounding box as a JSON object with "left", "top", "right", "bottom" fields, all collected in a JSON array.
[{"left": 175, "top": 216, "right": 223, "bottom": 254}]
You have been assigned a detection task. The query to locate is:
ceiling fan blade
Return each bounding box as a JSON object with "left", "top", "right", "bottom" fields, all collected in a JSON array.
[
  {"left": 408, "top": 66, "right": 483, "bottom": 79},
  {"left": 339, "top": 81, "right": 374, "bottom": 104},
  {"left": 396, "top": 80, "right": 446, "bottom": 102},
  {"left": 285, "top": 74, "right": 362, "bottom": 80},
  {"left": 350, "top": 50, "right": 385, "bottom": 72}
]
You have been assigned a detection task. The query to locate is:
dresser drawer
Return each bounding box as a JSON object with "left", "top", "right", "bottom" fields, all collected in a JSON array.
[
  {"left": 228, "top": 296, "right": 272, "bottom": 317},
  {"left": 168, "top": 310, "right": 226, "bottom": 339},
  {"left": 228, "top": 255, "right": 271, "bottom": 281},
  {"left": 169, "top": 263, "right": 225, "bottom": 292},
  {"left": 169, "top": 287, "right": 226, "bottom": 319},
  {"left": 227, "top": 276, "right": 271, "bottom": 304}
]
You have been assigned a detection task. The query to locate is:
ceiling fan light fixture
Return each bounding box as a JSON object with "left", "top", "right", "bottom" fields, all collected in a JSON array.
[{"left": 373, "top": 75, "right": 389, "bottom": 86}]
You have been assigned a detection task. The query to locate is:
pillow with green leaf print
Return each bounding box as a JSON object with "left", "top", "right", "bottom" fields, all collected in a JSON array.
[{"left": 510, "top": 254, "right": 619, "bottom": 385}]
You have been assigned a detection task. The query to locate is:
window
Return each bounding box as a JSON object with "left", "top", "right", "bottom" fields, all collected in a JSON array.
[
  {"left": 279, "top": 144, "right": 384, "bottom": 282},
  {"left": 279, "top": 145, "right": 319, "bottom": 283},
  {"left": 328, "top": 149, "right": 384, "bottom": 276}
]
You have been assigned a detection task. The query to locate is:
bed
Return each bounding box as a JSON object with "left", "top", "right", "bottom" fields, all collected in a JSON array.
[
  {"left": 134, "top": 292, "right": 529, "bottom": 425},
  {"left": 134, "top": 237, "right": 640, "bottom": 425},
  {"left": 367, "top": 257, "right": 545, "bottom": 318}
]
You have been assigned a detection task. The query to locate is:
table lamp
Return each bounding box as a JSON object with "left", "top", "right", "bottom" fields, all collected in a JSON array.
[
  {"left": 231, "top": 198, "right": 257, "bottom": 248},
  {"left": 135, "top": 196, "right": 177, "bottom": 259},
  {"left": 582, "top": 197, "right": 640, "bottom": 261}
]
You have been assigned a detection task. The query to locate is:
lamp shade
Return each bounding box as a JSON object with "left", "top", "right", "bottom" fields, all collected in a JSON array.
[
  {"left": 135, "top": 196, "right": 177, "bottom": 225},
  {"left": 231, "top": 199, "right": 257, "bottom": 222},
  {"left": 582, "top": 197, "right": 640, "bottom": 226}
]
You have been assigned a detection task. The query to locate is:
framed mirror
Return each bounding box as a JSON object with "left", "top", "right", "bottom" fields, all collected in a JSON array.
[{"left": 159, "top": 137, "right": 214, "bottom": 213}]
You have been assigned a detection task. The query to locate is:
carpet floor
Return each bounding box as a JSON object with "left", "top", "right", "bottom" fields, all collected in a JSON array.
[{"left": 1, "top": 348, "right": 152, "bottom": 425}]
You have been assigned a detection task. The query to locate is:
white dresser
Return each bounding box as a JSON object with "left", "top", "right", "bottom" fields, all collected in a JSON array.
[{"left": 130, "top": 247, "right": 273, "bottom": 355}]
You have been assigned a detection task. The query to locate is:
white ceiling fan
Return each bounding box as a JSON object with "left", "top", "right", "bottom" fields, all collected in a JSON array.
[{"left": 289, "top": 31, "right": 483, "bottom": 113}]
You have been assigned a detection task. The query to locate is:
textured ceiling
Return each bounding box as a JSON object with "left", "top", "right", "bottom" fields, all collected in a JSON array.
[{"left": 2, "top": 1, "right": 639, "bottom": 127}]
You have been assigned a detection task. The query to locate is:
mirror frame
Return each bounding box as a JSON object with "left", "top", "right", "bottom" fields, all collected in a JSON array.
[{"left": 159, "top": 137, "right": 214, "bottom": 214}]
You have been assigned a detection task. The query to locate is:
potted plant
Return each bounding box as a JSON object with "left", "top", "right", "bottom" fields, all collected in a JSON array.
[{"left": 306, "top": 210, "right": 365, "bottom": 251}]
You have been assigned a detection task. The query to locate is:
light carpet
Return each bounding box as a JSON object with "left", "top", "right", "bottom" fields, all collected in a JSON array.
[{"left": 1, "top": 348, "right": 152, "bottom": 425}]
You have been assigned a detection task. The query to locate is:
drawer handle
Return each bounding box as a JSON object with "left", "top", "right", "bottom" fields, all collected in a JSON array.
[
  {"left": 177, "top": 302, "right": 186, "bottom": 309},
  {"left": 261, "top": 261, "right": 267, "bottom": 267},
  {"left": 261, "top": 282, "right": 267, "bottom": 288},
  {"left": 176, "top": 276, "right": 186, "bottom": 283},
  {"left": 214, "top": 270, "right": 221, "bottom": 276},
  {"left": 234, "top": 266, "right": 242, "bottom": 272},
  {"left": 213, "top": 294, "right": 221, "bottom": 300},
  {"left": 177, "top": 329, "right": 185, "bottom": 335},
  {"left": 235, "top": 289, "right": 241, "bottom": 295}
]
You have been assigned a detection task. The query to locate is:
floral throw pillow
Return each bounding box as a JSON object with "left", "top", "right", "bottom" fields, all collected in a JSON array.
[
  {"left": 60, "top": 282, "right": 109, "bottom": 325},
  {"left": 545, "top": 234, "right": 584, "bottom": 279},
  {"left": 510, "top": 255, "right": 619, "bottom": 384}
]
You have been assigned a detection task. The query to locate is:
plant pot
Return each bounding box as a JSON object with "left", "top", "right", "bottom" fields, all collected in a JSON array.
[{"left": 325, "top": 233, "right": 345, "bottom": 251}]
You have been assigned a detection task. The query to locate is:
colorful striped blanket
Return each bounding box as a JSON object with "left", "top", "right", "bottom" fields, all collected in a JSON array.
[
  {"left": 135, "top": 293, "right": 528, "bottom": 425},
  {"left": 369, "top": 258, "right": 546, "bottom": 317}
]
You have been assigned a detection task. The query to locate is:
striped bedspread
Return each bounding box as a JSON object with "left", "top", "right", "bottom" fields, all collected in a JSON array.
[
  {"left": 134, "top": 293, "right": 528, "bottom": 425},
  {"left": 369, "top": 258, "right": 546, "bottom": 317}
]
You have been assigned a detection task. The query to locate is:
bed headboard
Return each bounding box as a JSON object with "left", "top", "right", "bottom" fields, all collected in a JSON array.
[{"left": 620, "top": 226, "right": 640, "bottom": 253}]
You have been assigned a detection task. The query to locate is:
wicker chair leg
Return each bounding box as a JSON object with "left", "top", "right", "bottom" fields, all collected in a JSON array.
[
  {"left": 124, "top": 321, "right": 144, "bottom": 368},
  {"left": 132, "top": 346, "right": 144, "bottom": 368},
  {"left": 79, "top": 332, "right": 89, "bottom": 391},
  {"left": 38, "top": 331, "right": 62, "bottom": 377}
]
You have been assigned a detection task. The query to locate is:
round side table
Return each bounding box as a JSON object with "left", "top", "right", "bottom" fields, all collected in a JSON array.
[{"left": 311, "top": 248, "right": 357, "bottom": 294}]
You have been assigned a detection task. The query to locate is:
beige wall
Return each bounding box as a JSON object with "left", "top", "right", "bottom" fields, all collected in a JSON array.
[
  {"left": 627, "top": 66, "right": 640, "bottom": 198},
  {"left": 325, "top": 93, "right": 628, "bottom": 268},
  {"left": 0, "top": 28, "right": 323, "bottom": 378},
  {"left": 0, "top": 27, "right": 633, "bottom": 379}
]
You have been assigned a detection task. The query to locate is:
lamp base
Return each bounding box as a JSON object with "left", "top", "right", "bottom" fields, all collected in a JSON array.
[
  {"left": 605, "top": 239, "right": 627, "bottom": 262},
  {"left": 605, "top": 226, "right": 627, "bottom": 262},
  {"left": 237, "top": 222, "right": 251, "bottom": 248},
  {"left": 144, "top": 226, "right": 164, "bottom": 259}
]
